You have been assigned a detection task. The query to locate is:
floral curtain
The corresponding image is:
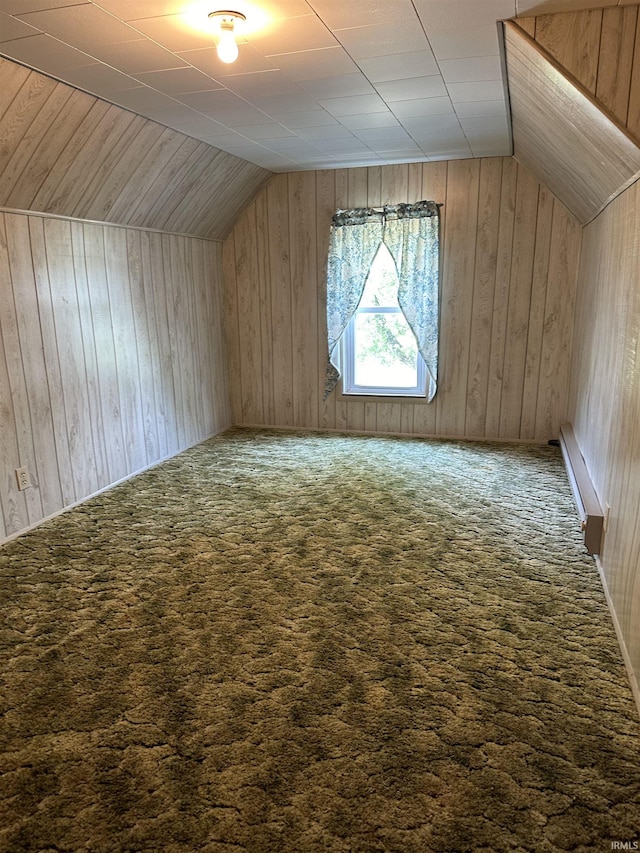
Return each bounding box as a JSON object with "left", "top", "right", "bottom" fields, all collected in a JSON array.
[{"left": 324, "top": 200, "right": 440, "bottom": 401}]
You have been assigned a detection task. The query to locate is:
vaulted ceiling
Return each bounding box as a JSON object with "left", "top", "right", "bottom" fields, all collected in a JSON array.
[{"left": 1, "top": 0, "right": 627, "bottom": 172}]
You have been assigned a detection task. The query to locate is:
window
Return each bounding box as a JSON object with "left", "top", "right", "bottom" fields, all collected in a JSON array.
[
  {"left": 324, "top": 200, "right": 440, "bottom": 403},
  {"left": 341, "top": 243, "right": 427, "bottom": 397}
]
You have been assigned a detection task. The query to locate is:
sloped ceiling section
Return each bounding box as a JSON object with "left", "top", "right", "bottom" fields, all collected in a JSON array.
[
  {"left": 0, "top": 56, "right": 271, "bottom": 239},
  {"left": 503, "top": 20, "right": 640, "bottom": 225}
]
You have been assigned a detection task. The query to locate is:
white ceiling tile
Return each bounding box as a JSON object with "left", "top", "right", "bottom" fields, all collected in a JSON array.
[
  {"left": 447, "top": 80, "right": 506, "bottom": 102},
  {"left": 91, "top": 1, "right": 187, "bottom": 19},
  {"left": 272, "top": 110, "right": 338, "bottom": 128},
  {"left": 176, "top": 88, "right": 246, "bottom": 113},
  {"left": 0, "top": 33, "right": 94, "bottom": 71},
  {"left": 221, "top": 70, "right": 305, "bottom": 97},
  {"left": 371, "top": 142, "right": 424, "bottom": 155},
  {"left": 315, "top": 137, "right": 373, "bottom": 153},
  {"left": 127, "top": 14, "right": 219, "bottom": 52},
  {"left": 108, "top": 86, "right": 185, "bottom": 113},
  {"left": 153, "top": 110, "right": 229, "bottom": 131},
  {"left": 268, "top": 46, "right": 359, "bottom": 78},
  {"left": 198, "top": 130, "right": 254, "bottom": 146},
  {"left": 309, "top": 0, "right": 417, "bottom": 30},
  {"left": 211, "top": 107, "right": 275, "bottom": 127},
  {"left": 409, "top": 126, "right": 466, "bottom": 145},
  {"left": 248, "top": 14, "right": 337, "bottom": 55},
  {"left": 0, "top": 11, "right": 41, "bottom": 40},
  {"left": 62, "top": 63, "right": 142, "bottom": 94},
  {"left": 334, "top": 21, "right": 429, "bottom": 59},
  {"left": 0, "top": 0, "right": 88, "bottom": 12},
  {"left": 251, "top": 93, "right": 318, "bottom": 113},
  {"left": 17, "top": 4, "right": 141, "bottom": 47},
  {"left": 238, "top": 122, "right": 296, "bottom": 139},
  {"left": 319, "top": 93, "right": 388, "bottom": 117},
  {"left": 454, "top": 99, "right": 507, "bottom": 118},
  {"left": 413, "top": 0, "right": 515, "bottom": 32},
  {"left": 460, "top": 115, "right": 510, "bottom": 133},
  {"left": 402, "top": 113, "right": 460, "bottom": 133},
  {"left": 353, "top": 126, "right": 413, "bottom": 144},
  {"left": 390, "top": 96, "right": 454, "bottom": 118},
  {"left": 375, "top": 76, "right": 447, "bottom": 102},
  {"left": 91, "top": 39, "right": 189, "bottom": 73},
  {"left": 338, "top": 112, "right": 401, "bottom": 130},
  {"left": 295, "top": 124, "right": 354, "bottom": 140},
  {"left": 428, "top": 27, "right": 504, "bottom": 60},
  {"left": 438, "top": 56, "right": 503, "bottom": 84},
  {"left": 260, "top": 137, "right": 324, "bottom": 153},
  {"left": 133, "top": 67, "right": 223, "bottom": 94},
  {"left": 427, "top": 145, "right": 473, "bottom": 160},
  {"left": 299, "top": 73, "right": 375, "bottom": 99},
  {"left": 356, "top": 50, "right": 439, "bottom": 83}
]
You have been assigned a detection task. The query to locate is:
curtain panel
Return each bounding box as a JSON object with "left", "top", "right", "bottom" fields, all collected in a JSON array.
[{"left": 324, "top": 200, "right": 440, "bottom": 401}]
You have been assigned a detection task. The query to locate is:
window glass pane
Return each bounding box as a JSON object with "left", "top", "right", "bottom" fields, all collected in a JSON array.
[
  {"left": 353, "top": 312, "right": 419, "bottom": 388},
  {"left": 358, "top": 242, "right": 399, "bottom": 308}
]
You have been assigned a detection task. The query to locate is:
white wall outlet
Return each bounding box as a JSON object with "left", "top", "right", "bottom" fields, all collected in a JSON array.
[{"left": 16, "top": 466, "right": 31, "bottom": 491}]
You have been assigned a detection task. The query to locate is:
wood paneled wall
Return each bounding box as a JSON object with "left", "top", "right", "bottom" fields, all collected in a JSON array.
[
  {"left": 0, "top": 56, "right": 270, "bottom": 239},
  {"left": 0, "top": 210, "right": 231, "bottom": 543},
  {"left": 519, "top": 5, "right": 640, "bottom": 142},
  {"left": 505, "top": 21, "right": 640, "bottom": 225},
  {"left": 568, "top": 178, "right": 640, "bottom": 689},
  {"left": 223, "top": 158, "right": 582, "bottom": 442}
]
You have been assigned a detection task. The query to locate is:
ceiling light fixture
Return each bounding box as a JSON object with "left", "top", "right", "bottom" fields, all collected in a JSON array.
[{"left": 208, "top": 9, "right": 246, "bottom": 64}]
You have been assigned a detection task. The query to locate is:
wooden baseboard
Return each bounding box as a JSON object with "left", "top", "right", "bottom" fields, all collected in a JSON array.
[{"left": 559, "top": 423, "right": 604, "bottom": 555}]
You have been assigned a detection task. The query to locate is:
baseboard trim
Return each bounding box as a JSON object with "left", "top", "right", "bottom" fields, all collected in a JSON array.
[
  {"left": 594, "top": 556, "right": 640, "bottom": 722},
  {"left": 231, "top": 422, "right": 551, "bottom": 446},
  {"left": 559, "top": 422, "right": 604, "bottom": 554},
  {"left": 0, "top": 427, "right": 230, "bottom": 547}
]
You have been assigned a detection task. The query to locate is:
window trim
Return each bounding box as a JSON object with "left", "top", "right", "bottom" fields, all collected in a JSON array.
[{"left": 341, "top": 307, "right": 428, "bottom": 398}]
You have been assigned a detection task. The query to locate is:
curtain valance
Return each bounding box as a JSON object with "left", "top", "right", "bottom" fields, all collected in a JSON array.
[{"left": 331, "top": 200, "right": 440, "bottom": 228}]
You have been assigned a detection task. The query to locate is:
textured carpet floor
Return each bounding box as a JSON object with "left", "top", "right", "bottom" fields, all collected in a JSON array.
[{"left": 0, "top": 428, "right": 639, "bottom": 853}]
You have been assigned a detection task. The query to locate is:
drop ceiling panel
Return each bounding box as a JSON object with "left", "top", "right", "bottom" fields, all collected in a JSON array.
[
  {"left": 133, "top": 66, "right": 224, "bottom": 93},
  {"left": 306, "top": 0, "right": 418, "bottom": 30},
  {"left": 334, "top": 22, "right": 430, "bottom": 59},
  {"left": 0, "top": 0, "right": 518, "bottom": 171},
  {"left": 0, "top": 11, "right": 40, "bottom": 40},
  {"left": 355, "top": 51, "right": 439, "bottom": 83},
  {"left": 17, "top": 4, "right": 140, "bottom": 46},
  {"left": 0, "top": 0, "right": 89, "bottom": 12}
]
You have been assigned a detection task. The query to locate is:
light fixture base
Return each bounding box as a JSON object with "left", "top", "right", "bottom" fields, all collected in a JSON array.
[{"left": 208, "top": 9, "right": 247, "bottom": 22}]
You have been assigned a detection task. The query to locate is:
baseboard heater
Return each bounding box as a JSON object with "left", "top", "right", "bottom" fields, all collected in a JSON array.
[{"left": 559, "top": 423, "right": 604, "bottom": 555}]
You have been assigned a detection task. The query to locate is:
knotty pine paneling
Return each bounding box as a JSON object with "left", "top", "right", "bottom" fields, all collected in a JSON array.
[
  {"left": 224, "top": 159, "right": 582, "bottom": 443},
  {"left": 523, "top": 4, "right": 640, "bottom": 142},
  {"left": 0, "top": 210, "right": 231, "bottom": 543},
  {"left": 568, "top": 178, "right": 640, "bottom": 689},
  {"left": 0, "top": 56, "right": 270, "bottom": 239}
]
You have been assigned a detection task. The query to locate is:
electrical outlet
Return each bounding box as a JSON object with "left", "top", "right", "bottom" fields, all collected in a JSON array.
[
  {"left": 604, "top": 503, "right": 611, "bottom": 533},
  {"left": 15, "top": 466, "right": 31, "bottom": 491}
]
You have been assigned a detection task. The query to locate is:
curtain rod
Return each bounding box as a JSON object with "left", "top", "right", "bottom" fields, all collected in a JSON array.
[{"left": 366, "top": 203, "right": 443, "bottom": 212}]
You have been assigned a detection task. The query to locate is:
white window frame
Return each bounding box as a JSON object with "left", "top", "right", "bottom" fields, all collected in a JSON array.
[{"left": 341, "top": 305, "right": 427, "bottom": 398}]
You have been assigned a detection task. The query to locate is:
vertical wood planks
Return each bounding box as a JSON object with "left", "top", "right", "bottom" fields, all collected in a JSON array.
[
  {"left": 530, "top": 6, "right": 640, "bottom": 143},
  {"left": 0, "top": 211, "right": 231, "bottom": 542},
  {"left": 568, "top": 178, "right": 640, "bottom": 694},
  {"left": 226, "top": 158, "right": 579, "bottom": 443},
  {"left": 0, "top": 56, "right": 270, "bottom": 240},
  {"left": 289, "top": 172, "right": 318, "bottom": 428},
  {"left": 436, "top": 159, "right": 480, "bottom": 437}
]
